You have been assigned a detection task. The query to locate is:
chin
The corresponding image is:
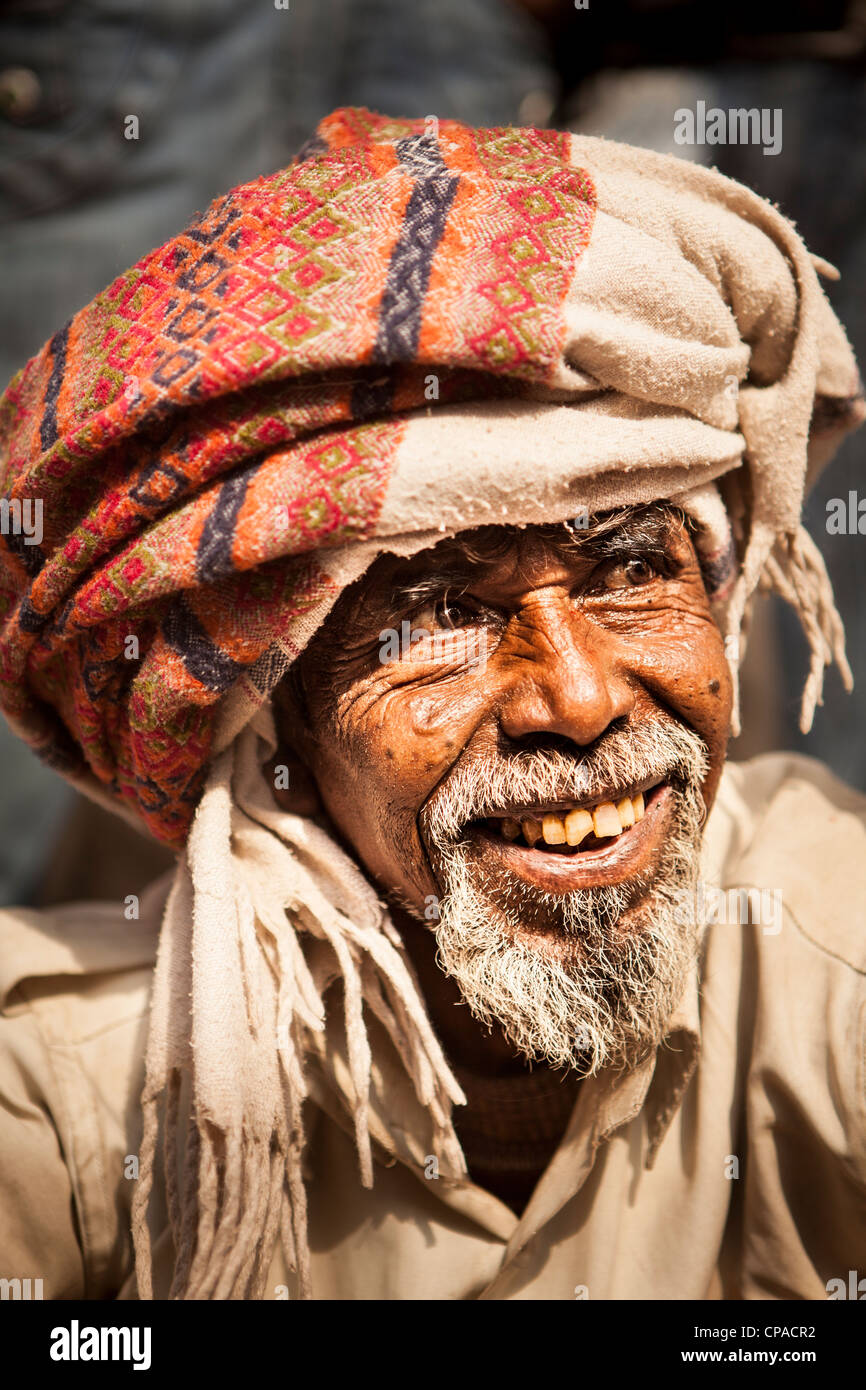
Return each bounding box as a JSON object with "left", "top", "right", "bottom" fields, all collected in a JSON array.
[{"left": 423, "top": 795, "right": 704, "bottom": 1074}]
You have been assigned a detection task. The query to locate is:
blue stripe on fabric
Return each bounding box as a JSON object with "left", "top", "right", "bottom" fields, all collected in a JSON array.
[
  {"left": 39, "top": 321, "right": 70, "bottom": 451},
  {"left": 351, "top": 132, "right": 459, "bottom": 420},
  {"left": 162, "top": 594, "right": 243, "bottom": 691},
  {"left": 1, "top": 523, "right": 45, "bottom": 578},
  {"left": 195, "top": 471, "right": 251, "bottom": 585},
  {"left": 372, "top": 133, "right": 460, "bottom": 363}
]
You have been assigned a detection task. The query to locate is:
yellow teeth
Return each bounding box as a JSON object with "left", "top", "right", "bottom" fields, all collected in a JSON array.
[
  {"left": 542, "top": 814, "right": 567, "bottom": 845},
  {"left": 501, "top": 791, "right": 651, "bottom": 848},
  {"left": 592, "top": 802, "right": 621, "bottom": 838},
  {"left": 564, "top": 807, "right": 594, "bottom": 846}
]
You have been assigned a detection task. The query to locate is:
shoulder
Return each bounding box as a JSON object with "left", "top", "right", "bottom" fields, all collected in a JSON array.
[
  {"left": 0, "top": 869, "right": 167, "bottom": 1075},
  {"left": 705, "top": 752, "right": 866, "bottom": 1165},
  {"left": 710, "top": 751, "right": 866, "bottom": 971},
  {"left": 702, "top": 755, "right": 866, "bottom": 1284},
  {"left": 0, "top": 873, "right": 168, "bottom": 1298},
  {"left": 0, "top": 872, "right": 166, "bottom": 1012}
]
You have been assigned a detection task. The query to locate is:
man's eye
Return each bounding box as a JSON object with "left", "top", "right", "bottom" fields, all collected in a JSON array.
[
  {"left": 599, "top": 557, "right": 659, "bottom": 590},
  {"left": 414, "top": 594, "right": 476, "bottom": 630}
]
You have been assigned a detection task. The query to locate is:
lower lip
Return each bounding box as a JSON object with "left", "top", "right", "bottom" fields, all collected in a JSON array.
[{"left": 467, "top": 783, "right": 673, "bottom": 892}]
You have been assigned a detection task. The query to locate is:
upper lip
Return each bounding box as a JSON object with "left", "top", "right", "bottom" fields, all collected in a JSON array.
[{"left": 472, "top": 776, "right": 667, "bottom": 823}]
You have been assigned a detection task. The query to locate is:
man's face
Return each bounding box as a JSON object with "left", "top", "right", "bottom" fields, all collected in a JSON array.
[{"left": 280, "top": 505, "right": 733, "bottom": 1073}]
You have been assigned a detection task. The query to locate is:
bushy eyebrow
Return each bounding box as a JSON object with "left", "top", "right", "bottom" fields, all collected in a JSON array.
[
  {"left": 387, "top": 505, "right": 687, "bottom": 611},
  {"left": 389, "top": 568, "right": 478, "bottom": 611},
  {"left": 571, "top": 505, "right": 685, "bottom": 568}
]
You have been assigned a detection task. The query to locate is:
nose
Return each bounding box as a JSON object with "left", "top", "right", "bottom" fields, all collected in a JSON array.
[{"left": 497, "top": 602, "right": 635, "bottom": 749}]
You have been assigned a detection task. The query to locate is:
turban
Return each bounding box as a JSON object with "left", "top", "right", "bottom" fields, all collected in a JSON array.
[{"left": 0, "top": 109, "right": 862, "bottom": 1299}]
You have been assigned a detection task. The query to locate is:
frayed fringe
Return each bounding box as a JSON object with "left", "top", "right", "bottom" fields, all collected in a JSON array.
[
  {"left": 131, "top": 722, "right": 465, "bottom": 1300},
  {"left": 763, "top": 525, "right": 852, "bottom": 733},
  {"left": 722, "top": 519, "right": 851, "bottom": 739}
]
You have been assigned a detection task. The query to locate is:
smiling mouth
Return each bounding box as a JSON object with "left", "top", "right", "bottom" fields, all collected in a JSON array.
[
  {"left": 475, "top": 783, "right": 661, "bottom": 854},
  {"left": 459, "top": 781, "right": 673, "bottom": 892}
]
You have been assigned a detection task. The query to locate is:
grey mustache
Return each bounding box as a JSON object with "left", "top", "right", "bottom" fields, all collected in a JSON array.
[{"left": 421, "top": 720, "right": 709, "bottom": 847}]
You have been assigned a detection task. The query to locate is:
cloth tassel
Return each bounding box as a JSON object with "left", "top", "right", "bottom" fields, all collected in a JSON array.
[
  {"left": 723, "top": 514, "right": 781, "bottom": 739},
  {"left": 132, "top": 717, "right": 465, "bottom": 1300},
  {"left": 761, "top": 525, "right": 852, "bottom": 733},
  {"left": 720, "top": 518, "right": 849, "bottom": 740}
]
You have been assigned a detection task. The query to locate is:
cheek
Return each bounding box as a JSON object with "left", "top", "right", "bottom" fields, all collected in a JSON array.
[
  {"left": 620, "top": 613, "right": 732, "bottom": 756},
  {"left": 354, "top": 679, "right": 483, "bottom": 787},
  {"left": 310, "top": 678, "right": 485, "bottom": 901},
  {"left": 404, "top": 683, "right": 488, "bottom": 766}
]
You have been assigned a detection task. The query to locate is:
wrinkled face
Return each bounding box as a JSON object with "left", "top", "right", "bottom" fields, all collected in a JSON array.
[{"left": 278, "top": 504, "right": 733, "bottom": 1073}]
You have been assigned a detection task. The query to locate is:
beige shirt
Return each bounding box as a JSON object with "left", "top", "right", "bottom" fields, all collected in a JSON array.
[{"left": 1, "top": 752, "right": 865, "bottom": 1300}]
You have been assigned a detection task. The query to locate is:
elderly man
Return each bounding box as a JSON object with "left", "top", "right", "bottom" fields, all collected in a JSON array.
[{"left": 0, "top": 108, "right": 864, "bottom": 1302}]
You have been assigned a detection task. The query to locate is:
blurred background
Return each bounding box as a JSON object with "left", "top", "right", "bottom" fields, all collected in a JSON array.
[{"left": 1, "top": 0, "right": 864, "bottom": 905}]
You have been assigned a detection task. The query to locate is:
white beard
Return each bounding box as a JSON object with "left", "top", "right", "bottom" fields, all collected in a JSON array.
[{"left": 420, "top": 721, "right": 708, "bottom": 1076}]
